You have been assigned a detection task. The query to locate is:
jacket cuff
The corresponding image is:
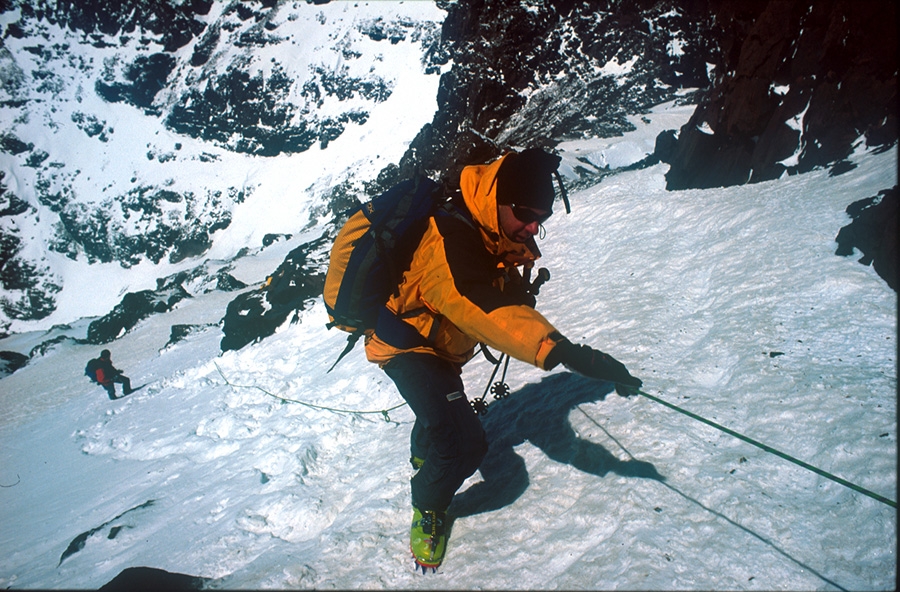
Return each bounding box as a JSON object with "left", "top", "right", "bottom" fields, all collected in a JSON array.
[{"left": 537, "top": 331, "right": 568, "bottom": 370}]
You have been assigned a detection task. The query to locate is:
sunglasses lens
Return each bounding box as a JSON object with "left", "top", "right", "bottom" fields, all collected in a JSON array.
[{"left": 512, "top": 205, "right": 549, "bottom": 225}]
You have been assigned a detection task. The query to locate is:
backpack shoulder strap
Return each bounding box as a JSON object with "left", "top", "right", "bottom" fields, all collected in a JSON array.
[{"left": 435, "top": 194, "right": 476, "bottom": 230}]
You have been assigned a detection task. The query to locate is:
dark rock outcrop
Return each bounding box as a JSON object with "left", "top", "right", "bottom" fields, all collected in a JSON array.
[
  {"left": 19, "top": 1, "right": 212, "bottom": 52},
  {"left": 664, "top": 0, "right": 897, "bottom": 190},
  {"left": 220, "top": 237, "right": 328, "bottom": 352},
  {"left": 99, "top": 566, "right": 208, "bottom": 591},
  {"left": 0, "top": 350, "right": 28, "bottom": 377},
  {"left": 395, "top": 0, "right": 717, "bottom": 188},
  {"left": 0, "top": 171, "right": 60, "bottom": 329},
  {"left": 165, "top": 323, "right": 217, "bottom": 349},
  {"left": 85, "top": 285, "right": 191, "bottom": 345},
  {"left": 835, "top": 187, "right": 898, "bottom": 291},
  {"left": 47, "top": 185, "right": 243, "bottom": 267}
]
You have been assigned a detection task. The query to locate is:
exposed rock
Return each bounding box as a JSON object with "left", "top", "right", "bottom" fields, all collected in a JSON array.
[
  {"left": 214, "top": 271, "right": 248, "bottom": 293},
  {"left": 664, "top": 0, "right": 898, "bottom": 190},
  {"left": 220, "top": 236, "right": 328, "bottom": 352},
  {"left": 394, "top": 0, "right": 716, "bottom": 188},
  {"left": 835, "top": 187, "right": 898, "bottom": 291},
  {"left": 99, "top": 567, "right": 209, "bottom": 592},
  {"left": 653, "top": 129, "right": 679, "bottom": 165},
  {"left": 44, "top": 183, "right": 243, "bottom": 267},
  {"left": 262, "top": 233, "right": 292, "bottom": 247},
  {"left": 29, "top": 334, "right": 78, "bottom": 358},
  {"left": 95, "top": 52, "right": 177, "bottom": 114},
  {"left": 85, "top": 286, "right": 191, "bottom": 345},
  {"left": 153, "top": 263, "right": 247, "bottom": 297},
  {"left": 165, "top": 323, "right": 217, "bottom": 349},
  {"left": 0, "top": 171, "right": 60, "bottom": 327},
  {"left": 0, "top": 134, "right": 32, "bottom": 155},
  {"left": 0, "top": 350, "right": 28, "bottom": 377},
  {"left": 19, "top": 1, "right": 211, "bottom": 52},
  {"left": 98, "top": 566, "right": 207, "bottom": 591}
]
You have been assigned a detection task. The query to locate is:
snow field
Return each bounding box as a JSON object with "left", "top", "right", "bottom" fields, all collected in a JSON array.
[{"left": 0, "top": 106, "right": 895, "bottom": 589}]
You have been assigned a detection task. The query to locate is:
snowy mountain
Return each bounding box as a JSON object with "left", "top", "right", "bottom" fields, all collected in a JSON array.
[
  {"left": 0, "top": 0, "right": 896, "bottom": 589},
  {"left": 1, "top": 0, "right": 895, "bottom": 339},
  {"left": 0, "top": 108, "right": 895, "bottom": 590},
  {"left": 0, "top": 0, "right": 446, "bottom": 335}
]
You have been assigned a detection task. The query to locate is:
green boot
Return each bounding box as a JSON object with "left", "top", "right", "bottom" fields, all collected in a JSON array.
[{"left": 410, "top": 507, "right": 447, "bottom": 573}]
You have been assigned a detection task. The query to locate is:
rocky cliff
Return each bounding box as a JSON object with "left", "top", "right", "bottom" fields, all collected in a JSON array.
[{"left": 662, "top": 0, "right": 897, "bottom": 190}]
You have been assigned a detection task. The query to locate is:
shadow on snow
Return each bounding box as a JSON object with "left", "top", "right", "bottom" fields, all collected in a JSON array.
[
  {"left": 449, "top": 372, "right": 665, "bottom": 518},
  {"left": 447, "top": 372, "right": 852, "bottom": 590}
]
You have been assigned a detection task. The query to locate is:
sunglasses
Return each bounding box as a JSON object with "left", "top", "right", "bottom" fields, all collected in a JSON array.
[{"left": 510, "top": 204, "right": 551, "bottom": 225}]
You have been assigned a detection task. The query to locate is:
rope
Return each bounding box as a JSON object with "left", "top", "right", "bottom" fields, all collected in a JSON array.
[
  {"left": 214, "top": 363, "right": 407, "bottom": 422},
  {"left": 0, "top": 474, "right": 20, "bottom": 488},
  {"left": 214, "top": 361, "right": 895, "bottom": 508},
  {"left": 576, "top": 405, "right": 850, "bottom": 592},
  {"left": 635, "top": 388, "right": 897, "bottom": 509}
]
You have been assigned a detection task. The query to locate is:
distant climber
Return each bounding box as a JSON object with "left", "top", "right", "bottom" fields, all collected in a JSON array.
[{"left": 85, "top": 350, "right": 133, "bottom": 400}]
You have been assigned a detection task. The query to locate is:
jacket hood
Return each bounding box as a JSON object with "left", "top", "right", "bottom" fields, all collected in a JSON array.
[{"left": 459, "top": 153, "right": 541, "bottom": 266}]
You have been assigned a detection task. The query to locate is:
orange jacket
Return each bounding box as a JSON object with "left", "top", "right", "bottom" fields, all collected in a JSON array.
[{"left": 365, "top": 154, "right": 564, "bottom": 369}]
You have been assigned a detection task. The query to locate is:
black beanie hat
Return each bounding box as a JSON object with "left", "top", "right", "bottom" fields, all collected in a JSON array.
[{"left": 495, "top": 148, "right": 562, "bottom": 212}]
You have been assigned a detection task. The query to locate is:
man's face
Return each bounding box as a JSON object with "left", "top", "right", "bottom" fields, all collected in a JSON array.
[{"left": 498, "top": 204, "right": 550, "bottom": 243}]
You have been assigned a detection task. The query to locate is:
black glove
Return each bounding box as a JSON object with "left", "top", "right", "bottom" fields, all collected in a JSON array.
[{"left": 547, "top": 339, "right": 642, "bottom": 396}]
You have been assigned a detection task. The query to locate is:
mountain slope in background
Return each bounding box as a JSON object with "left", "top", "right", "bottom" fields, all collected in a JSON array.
[
  {"left": 0, "top": 0, "right": 445, "bottom": 333},
  {"left": 1, "top": 0, "right": 895, "bottom": 341},
  {"left": 664, "top": 0, "right": 897, "bottom": 190},
  {"left": 3, "top": 0, "right": 897, "bottom": 347}
]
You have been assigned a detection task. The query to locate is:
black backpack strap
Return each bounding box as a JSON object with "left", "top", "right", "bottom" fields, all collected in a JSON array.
[
  {"left": 479, "top": 343, "right": 503, "bottom": 365},
  {"left": 436, "top": 198, "right": 477, "bottom": 230}
]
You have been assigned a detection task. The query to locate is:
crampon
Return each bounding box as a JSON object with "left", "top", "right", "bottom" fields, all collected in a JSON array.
[{"left": 412, "top": 552, "right": 441, "bottom": 575}]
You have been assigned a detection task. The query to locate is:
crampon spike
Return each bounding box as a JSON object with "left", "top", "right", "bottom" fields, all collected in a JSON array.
[{"left": 412, "top": 555, "right": 439, "bottom": 574}]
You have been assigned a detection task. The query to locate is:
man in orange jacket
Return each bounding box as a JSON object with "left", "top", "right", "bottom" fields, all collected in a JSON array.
[{"left": 366, "top": 148, "right": 642, "bottom": 572}]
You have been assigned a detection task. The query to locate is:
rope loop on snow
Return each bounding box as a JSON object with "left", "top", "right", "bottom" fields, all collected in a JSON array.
[
  {"left": 0, "top": 474, "right": 20, "bottom": 488},
  {"left": 634, "top": 388, "right": 897, "bottom": 509},
  {"left": 214, "top": 363, "right": 406, "bottom": 422}
]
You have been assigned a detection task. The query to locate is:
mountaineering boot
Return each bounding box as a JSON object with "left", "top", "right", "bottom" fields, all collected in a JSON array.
[{"left": 410, "top": 507, "right": 447, "bottom": 573}]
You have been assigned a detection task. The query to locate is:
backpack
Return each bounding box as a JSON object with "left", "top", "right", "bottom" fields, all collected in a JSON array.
[
  {"left": 85, "top": 358, "right": 101, "bottom": 383},
  {"left": 323, "top": 176, "right": 443, "bottom": 370}
]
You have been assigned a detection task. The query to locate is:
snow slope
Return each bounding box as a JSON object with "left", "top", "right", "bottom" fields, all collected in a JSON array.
[
  {"left": 0, "top": 105, "right": 896, "bottom": 590},
  {"left": 0, "top": 0, "right": 445, "bottom": 333}
]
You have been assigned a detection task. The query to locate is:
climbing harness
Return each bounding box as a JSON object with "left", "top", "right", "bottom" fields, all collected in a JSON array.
[{"left": 633, "top": 387, "right": 897, "bottom": 509}]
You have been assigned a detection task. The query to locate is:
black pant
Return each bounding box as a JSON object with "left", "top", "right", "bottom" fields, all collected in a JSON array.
[
  {"left": 383, "top": 353, "right": 487, "bottom": 512},
  {"left": 103, "top": 374, "right": 131, "bottom": 399}
]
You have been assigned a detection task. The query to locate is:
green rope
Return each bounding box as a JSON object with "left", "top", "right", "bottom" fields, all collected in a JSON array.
[
  {"left": 215, "top": 363, "right": 406, "bottom": 422},
  {"left": 635, "top": 389, "right": 897, "bottom": 509},
  {"left": 213, "top": 361, "right": 895, "bottom": 506}
]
